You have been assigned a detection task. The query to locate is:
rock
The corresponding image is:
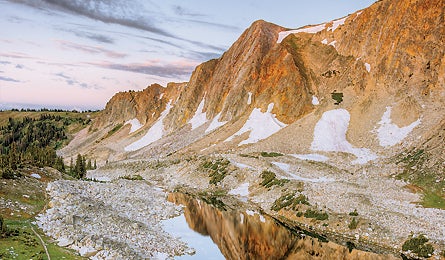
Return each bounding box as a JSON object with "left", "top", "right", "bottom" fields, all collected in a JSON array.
[{"left": 57, "top": 237, "right": 74, "bottom": 247}]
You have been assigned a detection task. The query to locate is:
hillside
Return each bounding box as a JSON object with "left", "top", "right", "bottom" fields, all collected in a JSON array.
[{"left": 51, "top": 0, "right": 444, "bottom": 258}]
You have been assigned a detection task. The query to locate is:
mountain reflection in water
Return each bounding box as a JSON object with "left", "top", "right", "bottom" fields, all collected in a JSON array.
[{"left": 167, "top": 192, "right": 397, "bottom": 260}]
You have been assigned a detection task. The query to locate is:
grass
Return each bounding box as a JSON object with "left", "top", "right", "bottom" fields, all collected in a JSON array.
[
  {"left": 104, "top": 123, "right": 123, "bottom": 139},
  {"left": 260, "top": 170, "right": 289, "bottom": 188},
  {"left": 348, "top": 218, "right": 358, "bottom": 229},
  {"left": 422, "top": 192, "right": 445, "bottom": 209},
  {"left": 303, "top": 209, "right": 329, "bottom": 221},
  {"left": 402, "top": 234, "right": 434, "bottom": 258},
  {"left": 119, "top": 174, "right": 144, "bottom": 181},
  {"left": 396, "top": 149, "right": 445, "bottom": 210},
  {"left": 331, "top": 92, "right": 344, "bottom": 105},
  {"left": 0, "top": 167, "right": 84, "bottom": 259},
  {"left": 260, "top": 152, "right": 283, "bottom": 157},
  {"left": 349, "top": 209, "right": 359, "bottom": 216},
  {"left": 271, "top": 192, "right": 309, "bottom": 211},
  {"left": 1, "top": 219, "right": 84, "bottom": 259},
  {"left": 201, "top": 158, "right": 230, "bottom": 185}
]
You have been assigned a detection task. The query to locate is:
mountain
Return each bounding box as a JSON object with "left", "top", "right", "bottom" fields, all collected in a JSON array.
[
  {"left": 61, "top": 0, "right": 443, "bottom": 165},
  {"left": 55, "top": 0, "right": 445, "bottom": 257}
]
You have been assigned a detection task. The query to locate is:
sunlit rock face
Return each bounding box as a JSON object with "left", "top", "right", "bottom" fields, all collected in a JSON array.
[{"left": 168, "top": 193, "right": 398, "bottom": 260}]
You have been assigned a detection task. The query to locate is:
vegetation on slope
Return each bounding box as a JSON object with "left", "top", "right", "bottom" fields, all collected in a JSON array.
[
  {"left": 0, "top": 111, "right": 94, "bottom": 179},
  {"left": 397, "top": 149, "right": 445, "bottom": 209}
]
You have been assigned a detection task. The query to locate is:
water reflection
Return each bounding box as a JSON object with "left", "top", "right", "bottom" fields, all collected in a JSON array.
[{"left": 167, "top": 192, "right": 397, "bottom": 260}]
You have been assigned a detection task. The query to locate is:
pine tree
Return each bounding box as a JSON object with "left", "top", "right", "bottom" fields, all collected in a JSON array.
[
  {"left": 93, "top": 159, "right": 97, "bottom": 169},
  {"left": 69, "top": 157, "right": 74, "bottom": 175},
  {"left": 87, "top": 159, "right": 92, "bottom": 170}
]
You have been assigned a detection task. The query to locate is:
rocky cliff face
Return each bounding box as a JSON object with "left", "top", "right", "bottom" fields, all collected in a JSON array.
[{"left": 70, "top": 0, "right": 443, "bottom": 165}]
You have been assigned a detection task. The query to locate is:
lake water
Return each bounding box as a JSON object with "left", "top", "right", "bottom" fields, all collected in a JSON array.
[{"left": 163, "top": 192, "right": 392, "bottom": 260}]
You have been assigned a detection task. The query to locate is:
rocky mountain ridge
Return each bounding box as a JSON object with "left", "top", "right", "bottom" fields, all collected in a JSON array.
[{"left": 60, "top": 0, "right": 444, "bottom": 169}]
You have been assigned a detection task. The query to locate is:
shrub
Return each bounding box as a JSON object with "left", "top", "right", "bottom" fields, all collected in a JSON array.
[
  {"left": 331, "top": 92, "right": 344, "bottom": 105},
  {"left": 260, "top": 152, "right": 283, "bottom": 157},
  {"left": 120, "top": 175, "right": 144, "bottom": 181},
  {"left": 271, "top": 193, "right": 310, "bottom": 211},
  {"left": 304, "top": 209, "right": 328, "bottom": 221},
  {"left": 348, "top": 218, "right": 358, "bottom": 229},
  {"left": 402, "top": 234, "right": 434, "bottom": 258},
  {"left": 0, "top": 167, "right": 16, "bottom": 179},
  {"left": 202, "top": 158, "right": 230, "bottom": 185},
  {"left": 349, "top": 209, "right": 359, "bottom": 216},
  {"left": 260, "top": 170, "right": 289, "bottom": 188}
]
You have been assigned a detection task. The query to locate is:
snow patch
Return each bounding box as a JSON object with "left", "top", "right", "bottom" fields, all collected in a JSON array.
[
  {"left": 159, "top": 93, "right": 164, "bottom": 100},
  {"left": 225, "top": 103, "right": 287, "bottom": 146},
  {"left": 189, "top": 98, "right": 208, "bottom": 130},
  {"left": 125, "top": 100, "right": 172, "bottom": 151},
  {"left": 205, "top": 113, "right": 227, "bottom": 134},
  {"left": 312, "top": 95, "right": 320, "bottom": 105},
  {"left": 240, "top": 213, "right": 244, "bottom": 224},
  {"left": 376, "top": 106, "right": 421, "bottom": 147},
  {"left": 311, "top": 109, "right": 377, "bottom": 164},
  {"left": 228, "top": 183, "right": 249, "bottom": 197},
  {"left": 277, "top": 23, "right": 326, "bottom": 43},
  {"left": 30, "top": 173, "right": 41, "bottom": 179},
  {"left": 321, "top": 39, "right": 328, "bottom": 44},
  {"left": 246, "top": 209, "right": 256, "bottom": 216},
  {"left": 272, "top": 162, "right": 334, "bottom": 183},
  {"left": 125, "top": 118, "right": 143, "bottom": 133},
  {"left": 328, "top": 40, "right": 337, "bottom": 48},
  {"left": 229, "top": 160, "right": 254, "bottom": 170},
  {"left": 328, "top": 17, "right": 347, "bottom": 31},
  {"left": 247, "top": 92, "right": 253, "bottom": 105},
  {"left": 364, "top": 63, "right": 371, "bottom": 72},
  {"left": 291, "top": 153, "right": 329, "bottom": 162}
]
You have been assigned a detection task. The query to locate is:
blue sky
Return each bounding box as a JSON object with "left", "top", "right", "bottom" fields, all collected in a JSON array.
[{"left": 0, "top": 0, "right": 375, "bottom": 110}]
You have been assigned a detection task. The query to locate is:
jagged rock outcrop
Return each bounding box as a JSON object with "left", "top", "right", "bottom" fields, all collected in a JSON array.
[{"left": 65, "top": 0, "right": 443, "bottom": 164}]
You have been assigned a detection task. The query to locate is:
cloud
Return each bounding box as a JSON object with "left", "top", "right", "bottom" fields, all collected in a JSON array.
[
  {"left": 88, "top": 59, "right": 198, "bottom": 78},
  {"left": 0, "top": 52, "right": 35, "bottom": 59},
  {"left": 15, "top": 64, "right": 25, "bottom": 69},
  {"left": 0, "top": 61, "right": 12, "bottom": 65},
  {"left": 55, "top": 40, "right": 127, "bottom": 58},
  {"left": 54, "top": 72, "right": 101, "bottom": 89},
  {"left": 0, "top": 76, "right": 21, "bottom": 82},
  {"left": 9, "top": 0, "right": 174, "bottom": 38},
  {"left": 8, "top": 0, "right": 228, "bottom": 53},
  {"left": 172, "top": 5, "right": 205, "bottom": 17},
  {"left": 69, "top": 30, "right": 115, "bottom": 44},
  {"left": 185, "top": 19, "right": 240, "bottom": 31}
]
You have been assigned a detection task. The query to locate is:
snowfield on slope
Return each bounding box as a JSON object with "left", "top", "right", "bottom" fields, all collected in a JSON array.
[
  {"left": 125, "top": 100, "right": 172, "bottom": 151},
  {"left": 377, "top": 106, "right": 421, "bottom": 147},
  {"left": 125, "top": 118, "right": 143, "bottom": 133},
  {"left": 225, "top": 103, "right": 287, "bottom": 146},
  {"left": 277, "top": 23, "right": 326, "bottom": 43},
  {"left": 311, "top": 109, "right": 377, "bottom": 164},
  {"left": 272, "top": 162, "right": 334, "bottom": 183},
  {"left": 189, "top": 98, "right": 208, "bottom": 130},
  {"left": 205, "top": 113, "right": 227, "bottom": 134}
]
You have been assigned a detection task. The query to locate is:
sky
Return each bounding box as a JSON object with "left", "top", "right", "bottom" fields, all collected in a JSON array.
[{"left": 0, "top": 0, "right": 376, "bottom": 110}]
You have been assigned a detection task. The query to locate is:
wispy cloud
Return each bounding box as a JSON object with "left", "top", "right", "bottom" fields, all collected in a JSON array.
[
  {"left": 54, "top": 71, "right": 101, "bottom": 89},
  {"left": 0, "top": 52, "right": 35, "bottom": 59},
  {"left": 8, "top": 0, "right": 229, "bottom": 53},
  {"left": 0, "top": 61, "right": 12, "bottom": 65},
  {"left": 9, "top": 0, "right": 174, "bottom": 37},
  {"left": 55, "top": 40, "right": 127, "bottom": 58},
  {"left": 15, "top": 64, "right": 25, "bottom": 69},
  {"left": 68, "top": 29, "right": 115, "bottom": 44},
  {"left": 88, "top": 59, "right": 198, "bottom": 78},
  {"left": 172, "top": 5, "right": 205, "bottom": 17},
  {"left": 0, "top": 76, "right": 21, "bottom": 82}
]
